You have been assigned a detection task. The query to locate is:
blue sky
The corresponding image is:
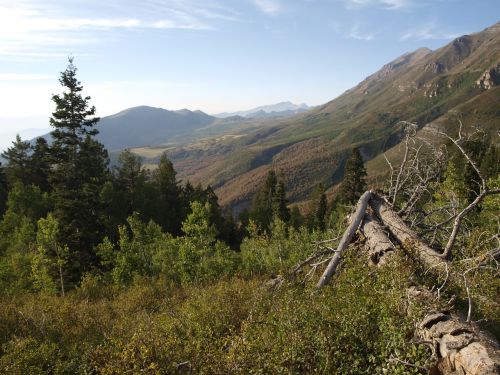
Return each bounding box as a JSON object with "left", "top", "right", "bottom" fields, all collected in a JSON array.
[{"left": 0, "top": 0, "right": 499, "bottom": 149}]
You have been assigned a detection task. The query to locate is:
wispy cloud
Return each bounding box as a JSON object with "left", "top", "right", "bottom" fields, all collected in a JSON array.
[
  {"left": 343, "top": 0, "right": 412, "bottom": 10},
  {"left": 253, "top": 0, "right": 282, "bottom": 14},
  {"left": 0, "top": 73, "right": 55, "bottom": 81},
  {"left": 0, "top": 0, "right": 239, "bottom": 58},
  {"left": 400, "top": 22, "right": 461, "bottom": 40},
  {"left": 347, "top": 24, "right": 376, "bottom": 40}
]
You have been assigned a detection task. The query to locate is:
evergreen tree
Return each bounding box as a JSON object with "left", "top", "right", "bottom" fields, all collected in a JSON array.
[
  {"left": 272, "top": 180, "right": 290, "bottom": 223},
  {"left": 114, "top": 149, "right": 146, "bottom": 214},
  {"left": 307, "top": 183, "right": 327, "bottom": 231},
  {"left": 0, "top": 162, "right": 7, "bottom": 217},
  {"left": 289, "top": 206, "right": 304, "bottom": 230},
  {"left": 1, "top": 135, "right": 32, "bottom": 186},
  {"left": 30, "top": 138, "right": 51, "bottom": 192},
  {"left": 154, "top": 153, "right": 182, "bottom": 234},
  {"left": 335, "top": 147, "right": 367, "bottom": 206},
  {"left": 480, "top": 144, "right": 500, "bottom": 179},
  {"left": 250, "top": 170, "right": 278, "bottom": 232},
  {"left": 48, "top": 58, "right": 109, "bottom": 276}
]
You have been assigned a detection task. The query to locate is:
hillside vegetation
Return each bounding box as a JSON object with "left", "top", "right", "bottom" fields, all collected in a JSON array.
[
  {"left": 0, "top": 23, "right": 499, "bottom": 375},
  {"left": 130, "top": 22, "right": 500, "bottom": 212}
]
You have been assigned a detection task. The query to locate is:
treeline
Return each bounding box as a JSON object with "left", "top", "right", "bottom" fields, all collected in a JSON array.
[
  {"left": 0, "top": 61, "right": 373, "bottom": 296},
  {"left": 0, "top": 59, "right": 499, "bottom": 374}
]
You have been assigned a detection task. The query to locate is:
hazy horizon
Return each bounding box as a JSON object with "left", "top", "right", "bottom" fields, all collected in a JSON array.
[{"left": 0, "top": 0, "right": 499, "bottom": 149}]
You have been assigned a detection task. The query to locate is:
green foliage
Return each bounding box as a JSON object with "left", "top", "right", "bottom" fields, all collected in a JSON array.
[
  {"left": 289, "top": 205, "right": 304, "bottom": 230},
  {"left": 103, "top": 213, "right": 168, "bottom": 286},
  {"left": 0, "top": 182, "right": 49, "bottom": 253},
  {"left": 306, "top": 183, "right": 327, "bottom": 231},
  {"left": 153, "top": 152, "right": 183, "bottom": 234},
  {"left": 334, "top": 147, "right": 367, "bottom": 206},
  {"left": 240, "top": 219, "right": 319, "bottom": 276},
  {"left": 49, "top": 58, "right": 109, "bottom": 277},
  {"left": 176, "top": 201, "right": 238, "bottom": 284},
  {"left": 1, "top": 135, "right": 32, "bottom": 186},
  {"left": 250, "top": 170, "right": 291, "bottom": 232},
  {"left": 0, "top": 162, "right": 7, "bottom": 216},
  {"left": 0, "top": 254, "right": 433, "bottom": 374}
]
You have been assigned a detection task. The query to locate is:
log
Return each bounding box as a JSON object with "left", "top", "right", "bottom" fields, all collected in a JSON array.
[
  {"left": 362, "top": 214, "right": 396, "bottom": 266},
  {"left": 314, "top": 192, "right": 500, "bottom": 373},
  {"left": 370, "top": 195, "right": 446, "bottom": 271},
  {"left": 316, "top": 191, "right": 372, "bottom": 288},
  {"left": 415, "top": 308, "right": 500, "bottom": 374}
]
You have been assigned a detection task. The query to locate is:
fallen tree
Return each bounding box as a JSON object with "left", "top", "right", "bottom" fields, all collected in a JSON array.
[
  {"left": 359, "top": 207, "right": 499, "bottom": 374},
  {"left": 310, "top": 192, "right": 500, "bottom": 374}
]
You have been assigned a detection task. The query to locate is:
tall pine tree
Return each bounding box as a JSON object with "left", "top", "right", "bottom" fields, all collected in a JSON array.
[
  {"left": 1, "top": 135, "right": 32, "bottom": 186},
  {"left": 272, "top": 180, "right": 290, "bottom": 223},
  {"left": 335, "top": 147, "right": 367, "bottom": 206},
  {"left": 250, "top": 171, "right": 290, "bottom": 232},
  {"left": 0, "top": 162, "right": 7, "bottom": 217},
  {"left": 154, "top": 153, "right": 182, "bottom": 234},
  {"left": 307, "top": 183, "right": 327, "bottom": 231},
  {"left": 49, "top": 58, "right": 109, "bottom": 277},
  {"left": 30, "top": 137, "right": 52, "bottom": 192}
]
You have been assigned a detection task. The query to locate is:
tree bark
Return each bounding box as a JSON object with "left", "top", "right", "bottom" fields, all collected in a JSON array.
[
  {"left": 361, "top": 214, "right": 396, "bottom": 266},
  {"left": 370, "top": 195, "right": 446, "bottom": 271},
  {"left": 316, "top": 191, "right": 372, "bottom": 288},
  {"left": 413, "top": 299, "right": 500, "bottom": 375}
]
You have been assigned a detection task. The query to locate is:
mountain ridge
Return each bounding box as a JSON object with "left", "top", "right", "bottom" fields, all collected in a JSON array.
[
  {"left": 143, "top": 22, "right": 500, "bottom": 212},
  {"left": 214, "top": 101, "right": 310, "bottom": 118}
]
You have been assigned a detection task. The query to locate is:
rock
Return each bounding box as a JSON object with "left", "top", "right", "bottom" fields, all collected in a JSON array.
[{"left": 476, "top": 65, "right": 500, "bottom": 89}]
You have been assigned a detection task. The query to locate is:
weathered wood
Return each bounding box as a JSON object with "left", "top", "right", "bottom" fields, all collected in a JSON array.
[
  {"left": 416, "top": 310, "right": 500, "bottom": 374},
  {"left": 370, "top": 195, "right": 446, "bottom": 271},
  {"left": 316, "top": 191, "right": 372, "bottom": 288},
  {"left": 362, "top": 214, "right": 396, "bottom": 266}
]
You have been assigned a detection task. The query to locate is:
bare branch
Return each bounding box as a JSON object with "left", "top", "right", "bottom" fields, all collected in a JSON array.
[{"left": 316, "top": 191, "right": 372, "bottom": 288}]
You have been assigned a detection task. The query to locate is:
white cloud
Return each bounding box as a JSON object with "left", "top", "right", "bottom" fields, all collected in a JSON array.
[
  {"left": 0, "top": 0, "right": 238, "bottom": 58},
  {"left": 347, "top": 24, "right": 376, "bottom": 40},
  {"left": 0, "top": 73, "right": 54, "bottom": 81},
  {"left": 343, "top": 0, "right": 412, "bottom": 10},
  {"left": 400, "top": 22, "right": 460, "bottom": 40},
  {"left": 253, "top": 0, "right": 281, "bottom": 14}
]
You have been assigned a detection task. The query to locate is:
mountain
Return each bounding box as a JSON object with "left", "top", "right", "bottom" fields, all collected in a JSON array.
[
  {"left": 133, "top": 22, "right": 500, "bottom": 212},
  {"left": 96, "top": 106, "right": 216, "bottom": 151},
  {"left": 214, "top": 101, "right": 310, "bottom": 118},
  {"left": 33, "top": 105, "right": 294, "bottom": 153}
]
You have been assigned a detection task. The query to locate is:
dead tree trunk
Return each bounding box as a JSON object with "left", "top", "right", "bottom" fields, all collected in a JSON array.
[
  {"left": 369, "top": 195, "right": 446, "bottom": 271},
  {"left": 362, "top": 214, "right": 396, "bottom": 266},
  {"left": 316, "top": 191, "right": 372, "bottom": 288},
  {"left": 410, "top": 288, "right": 500, "bottom": 375},
  {"left": 360, "top": 221, "right": 500, "bottom": 374}
]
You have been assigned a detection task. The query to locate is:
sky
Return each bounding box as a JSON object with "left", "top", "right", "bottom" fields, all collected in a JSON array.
[{"left": 0, "top": 0, "right": 499, "bottom": 150}]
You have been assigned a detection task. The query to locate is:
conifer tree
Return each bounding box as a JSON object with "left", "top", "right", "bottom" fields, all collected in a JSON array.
[
  {"left": 30, "top": 138, "right": 51, "bottom": 192},
  {"left": 1, "top": 135, "right": 32, "bottom": 186},
  {"left": 307, "top": 183, "right": 327, "bottom": 231},
  {"left": 289, "top": 206, "right": 304, "bottom": 230},
  {"left": 480, "top": 144, "right": 500, "bottom": 179},
  {"left": 0, "top": 162, "right": 7, "bottom": 216},
  {"left": 250, "top": 170, "right": 278, "bottom": 232},
  {"left": 48, "top": 57, "right": 109, "bottom": 276},
  {"left": 272, "top": 180, "right": 290, "bottom": 223},
  {"left": 154, "top": 153, "right": 182, "bottom": 234},
  {"left": 335, "top": 147, "right": 367, "bottom": 205}
]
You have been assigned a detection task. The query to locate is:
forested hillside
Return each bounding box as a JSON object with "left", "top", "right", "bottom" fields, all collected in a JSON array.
[
  {"left": 0, "top": 55, "right": 499, "bottom": 373},
  {"left": 127, "top": 22, "right": 499, "bottom": 213}
]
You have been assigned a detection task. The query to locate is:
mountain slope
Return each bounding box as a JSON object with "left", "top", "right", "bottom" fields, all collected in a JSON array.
[
  {"left": 96, "top": 106, "right": 216, "bottom": 151},
  {"left": 148, "top": 22, "right": 500, "bottom": 211}
]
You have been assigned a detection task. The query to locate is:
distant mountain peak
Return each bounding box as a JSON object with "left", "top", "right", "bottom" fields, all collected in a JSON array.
[{"left": 214, "top": 102, "right": 311, "bottom": 118}]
